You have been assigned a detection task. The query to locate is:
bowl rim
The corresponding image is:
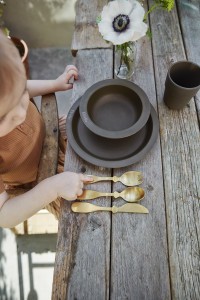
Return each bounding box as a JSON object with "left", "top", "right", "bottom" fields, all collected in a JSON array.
[
  {"left": 79, "top": 79, "right": 151, "bottom": 139},
  {"left": 67, "top": 98, "right": 159, "bottom": 168}
]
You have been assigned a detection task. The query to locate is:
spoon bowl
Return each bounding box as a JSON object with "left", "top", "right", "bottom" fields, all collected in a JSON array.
[
  {"left": 119, "top": 171, "right": 143, "bottom": 186},
  {"left": 118, "top": 187, "right": 145, "bottom": 202}
]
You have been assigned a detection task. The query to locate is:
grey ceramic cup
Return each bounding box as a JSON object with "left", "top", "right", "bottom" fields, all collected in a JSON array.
[{"left": 163, "top": 61, "right": 200, "bottom": 110}]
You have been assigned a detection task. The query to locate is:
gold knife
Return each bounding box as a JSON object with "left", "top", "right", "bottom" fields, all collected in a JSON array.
[{"left": 71, "top": 202, "right": 149, "bottom": 214}]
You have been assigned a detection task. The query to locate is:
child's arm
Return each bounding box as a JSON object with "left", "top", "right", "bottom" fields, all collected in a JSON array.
[
  {"left": 0, "top": 172, "right": 92, "bottom": 228},
  {"left": 27, "top": 65, "right": 78, "bottom": 98}
]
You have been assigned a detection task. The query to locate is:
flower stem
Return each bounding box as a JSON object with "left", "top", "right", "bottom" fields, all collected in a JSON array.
[
  {"left": 143, "top": 3, "right": 160, "bottom": 21},
  {"left": 116, "top": 42, "right": 134, "bottom": 74},
  {"left": 115, "top": 42, "right": 135, "bottom": 79}
]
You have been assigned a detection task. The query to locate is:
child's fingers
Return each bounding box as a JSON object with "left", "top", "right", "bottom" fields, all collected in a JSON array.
[
  {"left": 65, "top": 65, "right": 78, "bottom": 73},
  {"left": 59, "top": 115, "right": 66, "bottom": 125},
  {"left": 65, "top": 65, "right": 78, "bottom": 80},
  {"left": 59, "top": 116, "right": 66, "bottom": 129},
  {"left": 77, "top": 189, "right": 84, "bottom": 196},
  {"left": 66, "top": 70, "right": 78, "bottom": 81},
  {"left": 60, "top": 114, "right": 66, "bottom": 120},
  {"left": 80, "top": 174, "right": 94, "bottom": 183}
]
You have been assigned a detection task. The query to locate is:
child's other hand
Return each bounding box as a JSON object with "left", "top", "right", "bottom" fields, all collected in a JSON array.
[
  {"left": 55, "top": 65, "right": 78, "bottom": 91},
  {"left": 52, "top": 172, "right": 93, "bottom": 201}
]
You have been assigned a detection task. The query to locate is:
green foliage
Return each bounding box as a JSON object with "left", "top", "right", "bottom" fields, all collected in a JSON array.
[
  {"left": 115, "top": 42, "right": 135, "bottom": 72},
  {"left": 154, "top": 0, "right": 175, "bottom": 11},
  {"left": 0, "top": 0, "right": 9, "bottom": 35},
  {"left": 144, "top": 0, "right": 175, "bottom": 20},
  {"left": 142, "top": 0, "right": 175, "bottom": 40},
  {"left": 146, "top": 28, "right": 152, "bottom": 39},
  {"left": 96, "top": 16, "right": 102, "bottom": 24},
  {"left": 0, "top": 1, "right": 5, "bottom": 18}
]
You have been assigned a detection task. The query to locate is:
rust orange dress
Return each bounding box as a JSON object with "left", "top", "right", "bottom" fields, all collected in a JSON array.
[
  {"left": 0, "top": 101, "right": 45, "bottom": 193},
  {"left": 0, "top": 101, "right": 63, "bottom": 219}
]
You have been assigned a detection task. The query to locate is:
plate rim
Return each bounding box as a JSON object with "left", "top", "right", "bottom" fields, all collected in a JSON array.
[{"left": 67, "top": 98, "right": 159, "bottom": 168}]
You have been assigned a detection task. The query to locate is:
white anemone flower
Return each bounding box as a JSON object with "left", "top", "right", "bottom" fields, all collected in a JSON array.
[{"left": 98, "top": 0, "right": 148, "bottom": 45}]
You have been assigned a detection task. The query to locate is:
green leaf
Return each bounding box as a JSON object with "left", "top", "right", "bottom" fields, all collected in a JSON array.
[
  {"left": 154, "top": 0, "right": 175, "bottom": 11},
  {"left": 146, "top": 28, "right": 152, "bottom": 39},
  {"left": 96, "top": 15, "right": 102, "bottom": 24},
  {"left": 0, "top": 7, "right": 3, "bottom": 17},
  {"left": 3, "top": 27, "right": 9, "bottom": 36},
  {"left": 144, "top": 0, "right": 175, "bottom": 20}
]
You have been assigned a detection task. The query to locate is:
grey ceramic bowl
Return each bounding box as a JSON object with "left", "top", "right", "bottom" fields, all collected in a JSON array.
[
  {"left": 79, "top": 79, "right": 151, "bottom": 139},
  {"left": 67, "top": 98, "right": 159, "bottom": 168}
]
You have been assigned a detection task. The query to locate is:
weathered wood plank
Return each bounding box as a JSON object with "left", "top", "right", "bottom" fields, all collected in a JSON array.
[
  {"left": 176, "top": 0, "right": 200, "bottom": 119},
  {"left": 37, "top": 93, "right": 59, "bottom": 182},
  {"left": 111, "top": 17, "right": 171, "bottom": 300},
  {"left": 71, "top": 0, "right": 111, "bottom": 55},
  {"left": 52, "top": 49, "right": 113, "bottom": 300},
  {"left": 149, "top": 1, "right": 200, "bottom": 299}
]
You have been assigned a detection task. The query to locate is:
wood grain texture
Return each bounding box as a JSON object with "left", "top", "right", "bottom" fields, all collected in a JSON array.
[
  {"left": 176, "top": 0, "right": 200, "bottom": 119},
  {"left": 111, "top": 14, "right": 171, "bottom": 300},
  {"left": 149, "top": 1, "right": 200, "bottom": 299},
  {"left": 52, "top": 49, "right": 113, "bottom": 300},
  {"left": 52, "top": 1, "right": 200, "bottom": 298},
  {"left": 37, "top": 93, "right": 59, "bottom": 182},
  {"left": 71, "top": 0, "right": 111, "bottom": 54}
]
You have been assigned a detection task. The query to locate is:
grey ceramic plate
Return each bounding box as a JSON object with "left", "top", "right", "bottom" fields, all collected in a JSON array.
[
  {"left": 79, "top": 79, "right": 151, "bottom": 139},
  {"left": 67, "top": 98, "right": 159, "bottom": 168}
]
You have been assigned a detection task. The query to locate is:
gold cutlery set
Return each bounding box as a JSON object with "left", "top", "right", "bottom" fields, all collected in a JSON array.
[{"left": 71, "top": 171, "right": 149, "bottom": 214}]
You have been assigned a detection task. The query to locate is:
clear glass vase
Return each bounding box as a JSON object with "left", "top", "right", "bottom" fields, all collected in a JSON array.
[{"left": 114, "top": 42, "right": 136, "bottom": 79}]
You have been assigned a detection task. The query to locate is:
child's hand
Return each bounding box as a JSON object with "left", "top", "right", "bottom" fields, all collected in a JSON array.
[
  {"left": 55, "top": 65, "right": 78, "bottom": 91},
  {"left": 51, "top": 172, "right": 93, "bottom": 201}
]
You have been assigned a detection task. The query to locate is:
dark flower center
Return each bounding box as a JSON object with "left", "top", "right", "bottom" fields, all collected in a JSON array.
[{"left": 112, "top": 14, "right": 130, "bottom": 32}]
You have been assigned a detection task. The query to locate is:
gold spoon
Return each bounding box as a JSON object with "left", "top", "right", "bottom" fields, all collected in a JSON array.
[
  {"left": 71, "top": 202, "right": 149, "bottom": 214},
  {"left": 77, "top": 187, "right": 145, "bottom": 203},
  {"left": 87, "top": 171, "right": 143, "bottom": 186}
]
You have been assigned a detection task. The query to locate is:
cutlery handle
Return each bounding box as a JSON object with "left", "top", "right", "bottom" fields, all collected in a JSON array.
[
  {"left": 93, "top": 206, "right": 112, "bottom": 212},
  {"left": 104, "top": 192, "right": 121, "bottom": 198},
  {"left": 97, "top": 206, "right": 119, "bottom": 213},
  {"left": 88, "top": 175, "right": 119, "bottom": 183},
  {"left": 71, "top": 202, "right": 112, "bottom": 213},
  {"left": 77, "top": 190, "right": 112, "bottom": 200},
  {"left": 77, "top": 190, "right": 121, "bottom": 200}
]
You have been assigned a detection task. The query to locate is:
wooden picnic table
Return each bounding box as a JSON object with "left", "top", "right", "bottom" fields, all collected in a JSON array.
[{"left": 52, "top": 0, "right": 200, "bottom": 299}]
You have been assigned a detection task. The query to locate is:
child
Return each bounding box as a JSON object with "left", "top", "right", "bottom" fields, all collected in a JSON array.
[{"left": 0, "top": 30, "right": 92, "bottom": 228}]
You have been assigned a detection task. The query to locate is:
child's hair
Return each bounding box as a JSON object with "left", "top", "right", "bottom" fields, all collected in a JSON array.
[{"left": 0, "top": 30, "right": 26, "bottom": 104}]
